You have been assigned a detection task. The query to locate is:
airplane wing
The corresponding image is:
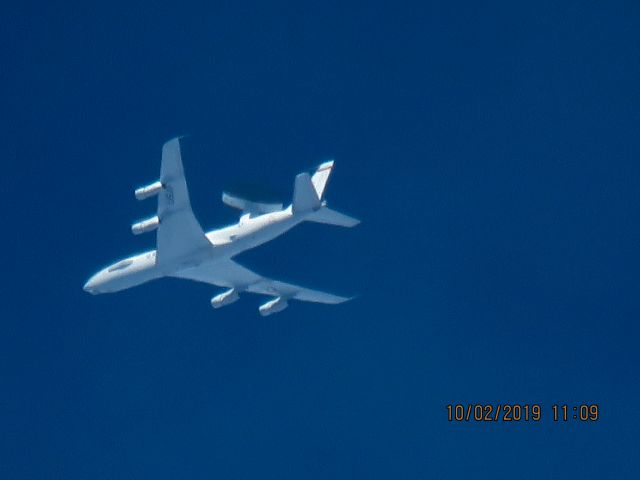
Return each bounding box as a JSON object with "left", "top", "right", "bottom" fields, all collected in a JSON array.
[
  {"left": 156, "top": 138, "right": 212, "bottom": 265},
  {"left": 174, "top": 258, "right": 351, "bottom": 304}
]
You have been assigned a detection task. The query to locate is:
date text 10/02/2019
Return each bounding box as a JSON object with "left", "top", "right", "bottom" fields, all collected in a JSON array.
[{"left": 446, "top": 404, "right": 599, "bottom": 422}]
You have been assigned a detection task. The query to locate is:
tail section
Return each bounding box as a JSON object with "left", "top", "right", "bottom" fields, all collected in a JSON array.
[
  {"left": 292, "top": 160, "right": 334, "bottom": 213},
  {"left": 292, "top": 160, "right": 359, "bottom": 227},
  {"left": 291, "top": 160, "right": 360, "bottom": 227},
  {"left": 311, "top": 160, "right": 334, "bottom": 200},
  {"left": 292, "top": 173, "right": 321, "bottom": 213},
  {"left": 306, "top": 207, "right": 360, "bottom": 227}
]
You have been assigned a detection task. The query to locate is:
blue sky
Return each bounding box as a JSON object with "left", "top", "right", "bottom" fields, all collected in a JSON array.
[{"left": 2, "top": 1, "right": 639, "bottom": 478}]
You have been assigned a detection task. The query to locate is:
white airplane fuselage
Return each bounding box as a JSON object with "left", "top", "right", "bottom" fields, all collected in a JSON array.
[
  {"left": 84, "top": 206, "right": 302, "bottom": 294},
  {"left": 84, "top": 138, "right": 358, "bottom": 315}
]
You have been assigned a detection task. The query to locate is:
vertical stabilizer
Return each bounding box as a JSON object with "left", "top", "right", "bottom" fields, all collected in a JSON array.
[{"left": 292, "top": 173, "right": 321, "bottom": 213}]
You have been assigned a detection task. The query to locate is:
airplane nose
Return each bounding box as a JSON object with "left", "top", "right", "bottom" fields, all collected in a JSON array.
[{"left": 83, "top": 277, "right": 99, "bottom": 294}]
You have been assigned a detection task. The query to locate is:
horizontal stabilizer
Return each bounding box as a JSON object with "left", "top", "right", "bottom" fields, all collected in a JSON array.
[
  {"left": 306, "top": 207, "right": 360, "bottom": 227},
  {"left": 311, "top": 160, "right": 334, "bottom": 200},
  {"left": 222, "top": 192, "right": 283, "bottom": 216}
]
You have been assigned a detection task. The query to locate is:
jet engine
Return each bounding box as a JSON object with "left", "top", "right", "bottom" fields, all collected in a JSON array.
[
  {"left": 135, "top": 181, "right": 163, "bottom": 200},
  {"left": 259, "top": 297, "right": 288, "bottom": 316},
  {"left": 131, "top": 216, "right": 160, "bottom": 235},
  {"left": 211, "top": 288, "right": 240, "bottom": 309}
]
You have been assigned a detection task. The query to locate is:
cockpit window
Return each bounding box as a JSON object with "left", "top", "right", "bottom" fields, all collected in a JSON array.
[{"left": 108, "top": 259, "right": 133, "bottom": 272}]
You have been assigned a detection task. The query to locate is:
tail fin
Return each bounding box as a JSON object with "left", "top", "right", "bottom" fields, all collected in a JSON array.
[
  {"left": 293, "top": 161, "right": 360, "bottom": 227},
  {"left": 306, "top": 206, "right": 360, "bottom": 227},
  {"left": 311, "top": 160, "right": 334, "bottom": 200},
  {"left": 292, "top": 173, "right": 321, "bottom": 213}
]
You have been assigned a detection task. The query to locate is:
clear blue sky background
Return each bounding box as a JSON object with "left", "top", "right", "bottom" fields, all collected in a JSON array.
[{"left": 2, "top": 1, "right": 639, "bottom": 478}]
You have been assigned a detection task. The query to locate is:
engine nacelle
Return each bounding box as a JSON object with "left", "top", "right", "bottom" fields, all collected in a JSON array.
[
  {"left": 131, "top": 216, "right": 160, "bottom": 235},
  {"left": 259, "top": 296, "right": 288, "bottom": 316},
  {"left": 135, "top": 181, "right": 163, "bottom": 200},
  {"left": 211, "top": 288, "right": 240, "bottom": 309}
]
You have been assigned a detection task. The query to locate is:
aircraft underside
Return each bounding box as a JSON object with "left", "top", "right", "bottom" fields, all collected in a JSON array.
[{"left": 84, "top": 137, "right": 359, "bottom": 315}]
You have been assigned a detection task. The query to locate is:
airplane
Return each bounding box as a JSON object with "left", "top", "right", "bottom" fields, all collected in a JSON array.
[{"left": 83, "top": 137, "right": 360, "bottom": 316}]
